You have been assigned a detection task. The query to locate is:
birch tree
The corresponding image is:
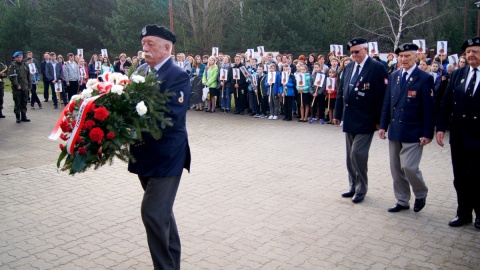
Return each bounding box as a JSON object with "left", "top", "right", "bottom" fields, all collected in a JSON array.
[{"left": 354, "top": 0, "right": 450, "bottom": 50}]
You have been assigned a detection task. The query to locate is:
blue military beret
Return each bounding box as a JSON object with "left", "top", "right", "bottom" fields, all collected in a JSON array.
[
  {"left": 394, "top": 43, "right": 419, "bottom": 55},
  {"left": 141, "top": 24, "right": 176, "bottom": 44},
  {"left": 12, "top": 51, "right": 23, "bottom": 57},
  {"left": 347, "top": 37, "right": 367, "bottom": 50},
  {"left": 461, "top": 36, "right": 480, "bottom": 51}
]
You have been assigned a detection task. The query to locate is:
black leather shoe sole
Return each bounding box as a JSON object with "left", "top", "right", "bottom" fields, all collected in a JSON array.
[
  {"left": 352, "top": 193, "right": 365, "bottom": 203},
  {"left": 449, "top": 217, "right": 472, "bottom": 227},
  {"left": 341, "top": 191, "right": 355, "bottom": 198},
  {"left": 388, "top": 204, "right": 410, "bottom": 212}
]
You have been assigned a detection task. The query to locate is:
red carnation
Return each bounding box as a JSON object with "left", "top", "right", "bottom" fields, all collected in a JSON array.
[
  {"left": 60, "top": 120, "right": 71, "bottom": 132},
  {"left": 84, "top": 120, "right": 96, "bottom": 130},
  {"left": 78, "top": 146, "right": 87, "bottom": 155},
  {"left": 98, "top": 148, "right": 103, "bottom": 154},
  {"left": 72, "top": 120, "right": 77, "bottom": 128},
  {"left": 76, "top": 136, "right": 83, "bottom": 144},
  {"left": 59, "top": 144, "right": 64, "bottom": 150},
  {"left": 107, "top": 132, "right": 115, "bottom": 140},
  {"left": 89, "top": 127, "right": 105, "bottom": 143},
  {"left": 69, "top": 104, "right": 75, "bottom": 113},
  {"left": 60, "top": 134, "right": 69, "bottom": 141},
  {"left": 94, "top": 107, "right": 109, "bottom": 121}
]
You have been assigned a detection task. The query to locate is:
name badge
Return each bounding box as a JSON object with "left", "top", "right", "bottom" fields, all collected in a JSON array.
[
  {"left": 407, "top": 90, "right": 417, "bottom": 98},
  {"left": 358, "top": 91, "right": 365, "bottom": 97}
]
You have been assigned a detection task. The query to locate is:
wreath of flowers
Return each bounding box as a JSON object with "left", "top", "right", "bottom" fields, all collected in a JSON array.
[{"left": 52, "top": 69, "right": 175, "bottom": 175}]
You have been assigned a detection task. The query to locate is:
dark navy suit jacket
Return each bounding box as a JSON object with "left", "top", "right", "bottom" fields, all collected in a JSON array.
[
  {"left": 437, "top": 66, "right": 480, "bottom": 147},
  {"left": 335, "top": 57, "right": 388, "bottom": 134},
  {"left": 380, "top": 67, "right": 435, "bottom": 143},
  {"left": 128, "top": 58, "right": 192, "bottom": 177},
  {"left": 45, "top": 61, "right": 64, "bottom": 82}
]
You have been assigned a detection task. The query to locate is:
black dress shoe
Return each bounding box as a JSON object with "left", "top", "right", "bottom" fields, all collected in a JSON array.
[
  {"left": 388, "top": 203, "right": 410, "bottom": 212},
  {"left": 413, "top": 197, "right": 426, "bottom": 212},
  {"left": 475, "top": 217, "right": 480, "bottom": 229},
  {"left": 341, "top": 191, "right": 355, "bottom": 198},
  {"left": 352, "top": 193, "right": 365, "bottom": 203},
  {"left": 448, "top": 216, "right": 472, "bottom": 227}
]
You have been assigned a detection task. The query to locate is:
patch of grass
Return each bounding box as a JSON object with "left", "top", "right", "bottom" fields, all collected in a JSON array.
[{"left": 2, "top": 80, "right": 45, "bottom": 93}]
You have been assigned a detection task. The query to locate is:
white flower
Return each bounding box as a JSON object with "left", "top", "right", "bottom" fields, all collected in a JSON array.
[
  {"left": 110, "top": 72, "right": 121, "bottom": 83},
  {"left": 131, "top": 75, "right": 146, "bottom": 84},
  {"left": 136, "top": 101, "right": 148, "bottom": 116},
  {"left": 86, "top": 79, "right": 97, "bottom": 88},
  {"left": 80, "top": 88, "right": 93, "bottom": 99},
  {"left": 70, "top": 94, "right": 82, "bottom": 101},
  {"left": 111, "top": 85, "right": 124, "bottom": 95}
]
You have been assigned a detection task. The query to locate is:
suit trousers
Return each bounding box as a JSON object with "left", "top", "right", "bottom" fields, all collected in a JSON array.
[
  {"left": 345, "top": 133, "right": 373, "bottom": 194},
  {"left": 139, "top": 174, "right": 182, "bottom": 270},
  {"left": 451, "top": 144, "right": 480, "bottom": 219},
  {"left": 388, "top": 140, "right": 428, "bottom": 206},
  {"left": 43, "top": 79, "right": 50, "bottom": 101}
]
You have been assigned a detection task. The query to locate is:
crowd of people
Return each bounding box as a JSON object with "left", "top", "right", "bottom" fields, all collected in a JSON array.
[
  {"left": 2, "top": 26, "right": 479, "bottom": 269},
  {"left": 174, "top": 47, "right": 462, "bottom": 125},
  {"left": 0, "top": 44, "right": 461, "bottom": 125}
]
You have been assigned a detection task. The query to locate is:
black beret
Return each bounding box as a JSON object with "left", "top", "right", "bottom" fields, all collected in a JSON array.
[
  {"left": 394, "top": 43, "right": 419, "bottom": 55},
  {"left": 141, "top": 24, "right": 176, "bottom": 44},
  {"left": 461, "top": 36, "right": 480, "bottom": 51},
  {"left": 347, "top": 37, "right": 367, "bottom": 50}
]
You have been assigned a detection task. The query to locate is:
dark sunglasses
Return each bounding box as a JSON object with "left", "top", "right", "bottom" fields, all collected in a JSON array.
[{"left": 350, "top": 50, "right": 361, "bottom": 54}]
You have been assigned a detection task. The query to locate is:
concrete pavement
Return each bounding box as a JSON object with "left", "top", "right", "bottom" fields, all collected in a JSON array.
[{"left": 1, "top": 91, "right": 479, "bottom": 269}]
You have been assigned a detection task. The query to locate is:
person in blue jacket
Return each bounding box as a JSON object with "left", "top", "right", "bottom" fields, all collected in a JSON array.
[
  {"left": 281, "top": 64, "right": 296, "bottom": 121},
  {"left": 378, "top": 43, "right": 435, "bottom": 213},
  {"left": 128, "top": 24, "right": 191, "bottom": 270},
  {"left": 264, "top": 63, "right": 281, "bottom": 119}
]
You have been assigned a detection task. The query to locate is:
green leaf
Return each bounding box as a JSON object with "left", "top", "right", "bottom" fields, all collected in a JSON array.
[
  {"left": 56, "top": 149, "right": 68, "bottom": 168},
  {"left": 71, "top": 154, "right": 87, "bottom": 175}
]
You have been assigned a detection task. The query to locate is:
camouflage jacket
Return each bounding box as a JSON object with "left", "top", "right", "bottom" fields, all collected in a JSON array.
[{"left": 8, "top": 61, "right": 31, "bottom": 91}]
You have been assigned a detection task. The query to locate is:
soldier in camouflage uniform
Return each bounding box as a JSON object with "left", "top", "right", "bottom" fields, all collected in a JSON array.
[
  {"left": 0, "top": 61, "right": 7, "bottom": 118},
  {"left": 8, "top": 51, "right": 31, "bottom": 123}
]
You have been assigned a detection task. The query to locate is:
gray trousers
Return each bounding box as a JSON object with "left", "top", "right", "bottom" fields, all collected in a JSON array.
[
  {"left": 388, "top": 140, "right": 428, "bottom": 206},
  {"left": 345, "top": 133, "right": 373, "bottom": 194},
  {"left": 139, "top": 175, "right": 182, "bottom": 270}
]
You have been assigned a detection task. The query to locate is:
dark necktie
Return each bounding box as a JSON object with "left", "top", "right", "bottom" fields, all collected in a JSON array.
[
  {"left": 400, "top": 71, "right": 408, "bottom": 88},
  {"left": 349, "top": 64, "right": 360, "bottom": 92},
  {"left": 466, "top": 68, "right": 477, "bottom": 97}
]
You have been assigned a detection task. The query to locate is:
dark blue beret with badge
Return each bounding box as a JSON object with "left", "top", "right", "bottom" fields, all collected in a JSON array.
[
  {"left": 394, "top": 43, "right": 418, "bottom": 55},
  {"left": 347, "top": 37, "right": 367, "bottom": 50},
  {"left": 141, "top": 24, "right": 176, "bottom": 44},
  {"left": 461, "top": 36, "right": 480, "bottom": 51}
]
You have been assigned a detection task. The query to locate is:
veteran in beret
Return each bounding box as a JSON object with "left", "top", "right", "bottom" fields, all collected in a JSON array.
[
  {"left": 334, "top": 37, "right": 389, "bottom": 203},
  {"left": 8, "top": 51, "right": 32, "bottom": 123},
  {"left": 436, "top": 36, "right": 480, "bottom": 230},
  {"left": 378, "top": 43, "right": 435, "bottom": 213},
  {"left": 128, "top": 24, "right": 191, "bottom": 269}
]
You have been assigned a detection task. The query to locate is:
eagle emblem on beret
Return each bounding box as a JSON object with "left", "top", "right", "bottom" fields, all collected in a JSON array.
[
  {"left": 468, "top": 39, "right": 473, "bottom": 45},
  {"left": 347, "top": 42, "right": 352, "bottom": 47},
  {"left": 142, "top": 27, "right": 147, "bottom": 36}
]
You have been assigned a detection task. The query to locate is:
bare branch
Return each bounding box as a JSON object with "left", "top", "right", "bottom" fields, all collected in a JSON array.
[{"left": 354, "top": 23, "right": 394, "bottom": 44}]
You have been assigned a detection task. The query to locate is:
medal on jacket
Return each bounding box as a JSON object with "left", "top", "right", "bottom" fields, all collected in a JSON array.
[{"left": 178, "top": 91, "right": 184, "bottom": 103}]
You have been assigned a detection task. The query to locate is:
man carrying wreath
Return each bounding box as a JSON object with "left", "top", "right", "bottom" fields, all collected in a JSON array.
[{"left": 128, "top": 24, "right": 191, "bottom": 270}]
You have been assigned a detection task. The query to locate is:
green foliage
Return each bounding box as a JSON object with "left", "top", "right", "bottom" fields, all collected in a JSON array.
[
  {"left": 0, "top": 0, "right": 474, "bottom": 69},
  {"left": 101, "top": 0, "right": 169, "bottom": 53}
]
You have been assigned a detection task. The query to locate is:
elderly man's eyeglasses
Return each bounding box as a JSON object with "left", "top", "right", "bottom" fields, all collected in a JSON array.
[{"left": 350, "top": 50, "right": 361, "bottom": 55}]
